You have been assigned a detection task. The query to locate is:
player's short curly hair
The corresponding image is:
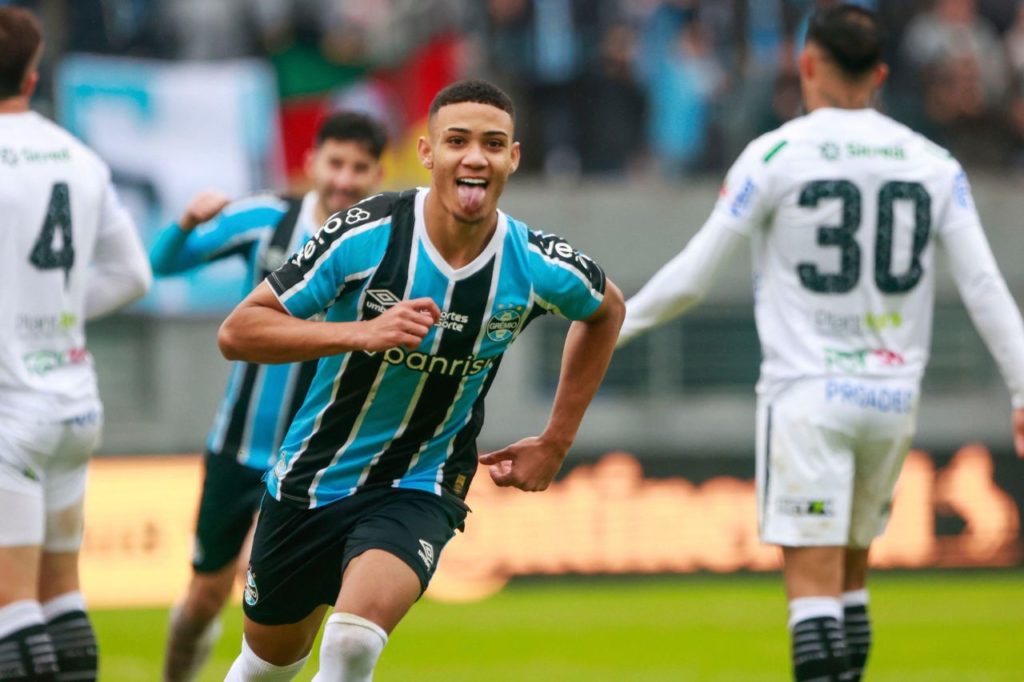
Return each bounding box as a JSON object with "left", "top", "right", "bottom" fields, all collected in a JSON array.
[
  {"left": 428, "top": 80, "right": 515, "bottom": 122},
  {"left": 807, "top": 4, "right": 884, "bottom": 79},
  {"left": 316, "top": 111, "right": 388, "bottom": 159},
  {"left": 0, "top": 6, "right": 42, "bottom": 100}
]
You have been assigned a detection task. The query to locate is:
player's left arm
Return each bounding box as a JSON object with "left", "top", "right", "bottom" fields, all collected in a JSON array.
[
  {"left": 938, "top": 167, "right": 1024, "bottom": 457},
  {"left": 480, "top": 236, "right": 624, "bottom": 491},
  {"left": 85, "top": 183, "right": 153, "bottom": 320}
]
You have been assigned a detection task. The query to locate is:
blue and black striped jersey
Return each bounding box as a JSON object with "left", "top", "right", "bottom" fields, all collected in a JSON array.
[
  {"left": 150, "top": 192, "right": 319, "bottom": 470},
  {"left": 266, "top": 188, "right": 606, "bottom": 508}
]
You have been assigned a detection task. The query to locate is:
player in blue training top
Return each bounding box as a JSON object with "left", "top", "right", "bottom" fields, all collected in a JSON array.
[
  {"left": 217, "top": 80, "right": 625, "bottom": 681},
  {"left": 149, "top": 112, "right": 387, "bottom": 682}
]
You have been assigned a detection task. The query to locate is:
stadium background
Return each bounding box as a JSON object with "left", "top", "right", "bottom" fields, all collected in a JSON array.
[{"left": 10, "top": 0, "right": 1024, "bottom": 679}]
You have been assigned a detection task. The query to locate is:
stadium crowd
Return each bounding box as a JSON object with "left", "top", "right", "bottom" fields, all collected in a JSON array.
[{"left": 17, "top": 0, "right": 1024, "bottom": 175}]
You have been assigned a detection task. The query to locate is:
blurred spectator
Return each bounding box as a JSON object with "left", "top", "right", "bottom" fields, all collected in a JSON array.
[
  {"left": 646, "top": 18, "right": 725, "bottom": 177},
  {"left": 578, "top": 22, "right": 647, "bottom": 176}
]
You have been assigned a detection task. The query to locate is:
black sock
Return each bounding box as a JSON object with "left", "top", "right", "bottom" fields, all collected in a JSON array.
[
  {"left": 45, "top": 610, "right": 97, "bottom": 682},
  {"left": 0, "top": 623, "right": 59, "bottom": 681},
  {"left": 843, "top": 603, "right": 871, "bottom": 681},
  {"left": 791, "top": 616, "right": 850, "bottom": 681}
]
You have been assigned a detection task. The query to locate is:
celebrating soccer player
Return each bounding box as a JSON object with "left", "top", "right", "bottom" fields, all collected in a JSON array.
[
  {"left": 0, "top": 8, "right": 151, "bottom": 681},
  {"left": 149, "top": 112, "right": 387, "bottom": 681},
  {"left": 216, "top": 80, "right": 624, "bottom": 680},
  {"left": 618, "top": 6, "right": 1024, "bottom": 682}
]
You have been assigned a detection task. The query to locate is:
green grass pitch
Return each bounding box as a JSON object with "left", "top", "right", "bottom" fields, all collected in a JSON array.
[{"left": 95, "top": 572, "right": 1023, "bottom": 681}]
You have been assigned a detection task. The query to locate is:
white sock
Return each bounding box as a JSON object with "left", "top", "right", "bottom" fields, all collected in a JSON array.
[
  {"left": 41, "top": 591, "right": 87, "bottom": 621},
  {"left": 841, "top": 588, "right": 869, "bottom": 607},
  {"left": 0, "top": 600, "right": 45, "bottom": 640},
  {"left": 223, "top": 636, "right": 308, "bottom": 682},
  {"left": 787, "top": 596, "right": 843, "bottom": 630},
  {"left": 311, "top": 613, "right": 388, "bottom": 682}
]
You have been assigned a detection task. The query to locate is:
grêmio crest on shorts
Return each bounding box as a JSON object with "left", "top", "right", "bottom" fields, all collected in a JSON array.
[{"left": 264, "top": 188, "right": 606, "bottom": 509}]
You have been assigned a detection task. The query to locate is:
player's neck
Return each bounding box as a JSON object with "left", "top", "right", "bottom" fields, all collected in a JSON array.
[
  {"left": 423, "top": 191, "right": 498, "bottom": 270},
  {"left": 804, "top": 86, "right": 874, "bottom": 112},
  {"left": 0, "top": 97, "right": 30, "bottom": 114}
]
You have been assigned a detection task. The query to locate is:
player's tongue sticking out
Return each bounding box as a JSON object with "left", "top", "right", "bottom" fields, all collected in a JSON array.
[{"left": 456, "top": 178, "right": 487, "bottom": 215}]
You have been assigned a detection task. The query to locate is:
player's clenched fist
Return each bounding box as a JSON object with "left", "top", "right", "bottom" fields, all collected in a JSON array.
[
  {"left": 361, "top": 297, "right": 441, "bottom": 351},
  {"left": 179, "top": 190, "right": 232, "bottom": 231}
]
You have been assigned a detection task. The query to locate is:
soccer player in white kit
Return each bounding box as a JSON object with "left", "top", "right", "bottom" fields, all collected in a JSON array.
[
  {"left": 618, "top": 6, "right": 1024, "bottom": 681},
  {"left": 0, "top": 8, "right": 151, "bottom": 681}
]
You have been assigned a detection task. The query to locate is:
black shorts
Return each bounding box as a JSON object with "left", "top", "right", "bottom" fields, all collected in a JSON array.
[
  {"left": 243, "top": 487, "right": 467, "bottom": 626},
  {"left": 193, "top": 452, "right": 266, "bottom": 573}
]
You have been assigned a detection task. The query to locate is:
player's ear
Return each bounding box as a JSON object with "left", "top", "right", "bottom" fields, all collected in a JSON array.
[
  {"left": 798, "top": 49, "right": 814, "bottom": 82},
  {"left": 417, "top": 136, "right": 433, "bottom": 170},
  {"left": 509, "top": 141, "right": 521, "bottom": 175},
  {"left": 874, "top": 63, "right": 889, "bottom": 90}
]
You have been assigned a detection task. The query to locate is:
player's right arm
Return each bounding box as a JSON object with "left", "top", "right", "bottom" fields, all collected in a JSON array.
[
  {"left": 149, "top": 190, "right": 251, "bottom": 275},
  {"left": 617, "top": 136, "right": 779, "bottom": 347},
  {"left": 937, "top": 166, "right": 1024, "bottom": 457},
  {"left": 218, "top": 282, "right": 439, "bottom": 363},
  {"left": 219, "top": 197, "right": 440, "bottom": 363}
]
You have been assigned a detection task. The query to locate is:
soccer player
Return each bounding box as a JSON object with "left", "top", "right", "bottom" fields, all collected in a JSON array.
[
  {"left": 618, "top": 6, "right": 1024, "bottom": 682},
  {"left": 149, "top": 112, "right": 387, "bottom": 682},
  {"left": 216, "top": 79, "right": 624, "bottom": 681},
  {"left": 0, "top": 8, "right": 152, "bottom": 682}
]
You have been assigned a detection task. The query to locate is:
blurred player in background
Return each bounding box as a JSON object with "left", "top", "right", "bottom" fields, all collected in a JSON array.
[
  {"left": 0, "top": 7, "right": 151, "bottom": 681},
  {"left": 149, "top": 111, "right": 387, "bottom": 682},
  {"left": 618, "top": 6, "right": 1024, "bottom": 682},
  {"left": 215, "top": 79, "right": 624, "bottom": 681}
]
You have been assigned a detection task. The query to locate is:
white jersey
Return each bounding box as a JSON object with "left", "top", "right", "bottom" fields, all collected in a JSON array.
[
  {"left": 0, "top": 111, "right": 149, "bottom": 419},
  {"left": 621, "top": 107, "right": 1024, "bottom": 406}
]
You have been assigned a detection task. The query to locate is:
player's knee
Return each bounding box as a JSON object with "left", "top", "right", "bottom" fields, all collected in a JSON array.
[
  {"left": 185, "top": 571, "right": 235, "bottom": 620},
  {"left": 318, "top": 613, "right": 387, "bottom": 677}
]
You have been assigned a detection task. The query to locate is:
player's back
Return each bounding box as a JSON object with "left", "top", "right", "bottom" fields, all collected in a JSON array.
[
  {"left": 750, "top": 107, "right": 964, "bottom": 394},
  {"left": 0, "top": 112, "right": 113, "bottom": 417}
]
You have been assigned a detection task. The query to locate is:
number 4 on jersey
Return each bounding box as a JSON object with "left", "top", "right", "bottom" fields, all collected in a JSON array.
[{"left": 29, "top": 182, "right": 75, "bottom": 285}]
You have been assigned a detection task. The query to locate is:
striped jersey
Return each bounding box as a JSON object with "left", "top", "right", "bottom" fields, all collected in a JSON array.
[
  {"left": 266, "top": 188, "right": 606, "bottom": 508},
  {"left": 149, "top": 191, "right": 319, "bottom": 469}
]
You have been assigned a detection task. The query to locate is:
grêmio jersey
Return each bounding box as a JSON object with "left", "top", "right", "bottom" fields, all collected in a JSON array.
[
  {"left": 150, "top": 191, "right": 319, "bottom": 470},
  {"left": 713, "top": 108, "right": 1008, "bottom": 396},
  {"left": 266, "top": 188, "right": 606, "bottom": 509},
  {"left": 0, "top": 112, "right": 143, "bottom": 420}
]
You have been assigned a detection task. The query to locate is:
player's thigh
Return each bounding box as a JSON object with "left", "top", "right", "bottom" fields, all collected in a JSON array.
[
  {"left": 192, "top": 452, "right": 265, "bottom": 574},
  {"left": 38, "top": 550, "right": 79, "bottom": 602},
  {"left": 42, "top": 410, "right": 102, "bottom": 554},
  {"left": 849, "top": 431, "right": 914, "bottom": 549},
  {"left": 338, "top": 488, "right": 468, "bottom": 632},
  {"left": 241, "top": 495, "right": 352, "bottom": 629},
  {"left": 0, "top": 415, "right": 56, "bottom": 552},
  {"left": 758, "top": 383, "right": 856, "bottom": 547},
  {"left": 335, "top": 549, "right": 421, "bottom": 634}
]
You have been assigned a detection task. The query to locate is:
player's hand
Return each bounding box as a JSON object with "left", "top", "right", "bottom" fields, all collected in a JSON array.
[
  {"left": 179, "top": 191, "right": 231, "bottom": 232},
  {"left": 479, "top": 436, "right": 568, "bottom": 491},
  {"left": 361, "top": 298, "right": 441, "bottom": 352},
  {"left": 1013, "top": 408, "right": 1024, "bottom": 458}
]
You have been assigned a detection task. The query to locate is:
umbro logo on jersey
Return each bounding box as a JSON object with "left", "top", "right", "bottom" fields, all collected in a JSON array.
[
  {"left": 366, "top": 289, "right": 401, "bottom": 314},
  {"left": 418, "top": 539, "right": 435, "bottom": 569}
]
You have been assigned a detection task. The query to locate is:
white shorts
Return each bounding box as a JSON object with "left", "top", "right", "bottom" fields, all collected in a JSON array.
[
  {"left": 756, "top": 377, "right": 918, "bottom": 548},
  {"left": 0, "top": 409, "right": 102, "bottom": 551}
]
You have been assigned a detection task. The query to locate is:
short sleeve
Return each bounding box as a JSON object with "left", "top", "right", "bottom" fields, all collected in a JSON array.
[
  {"left": 527, "top": 230, "right": 606, "bottom": 321},
  {"left": 268, "top": 197, "right": 392, "bottom": 319}
]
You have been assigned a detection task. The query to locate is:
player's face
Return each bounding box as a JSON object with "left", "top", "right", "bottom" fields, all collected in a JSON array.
[
  {"left": 307, "top": 138, "right": 382, "bottom": 217},
  {"left": 420, "top": 102, "right": 520, "bottom": 225}
]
